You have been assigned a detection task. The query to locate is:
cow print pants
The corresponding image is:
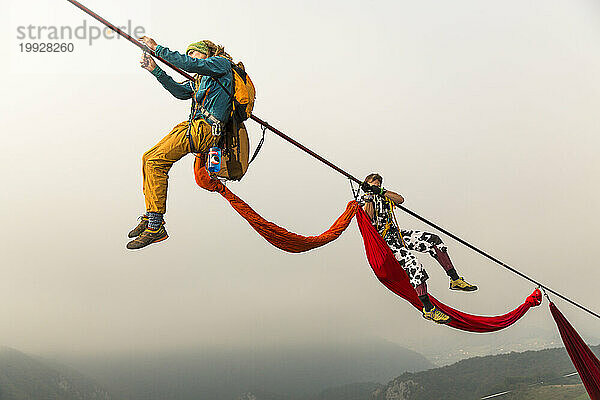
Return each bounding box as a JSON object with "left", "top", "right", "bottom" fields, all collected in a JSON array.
[{"left": 384, "top": 228, "right": 449, "bottom": 289}]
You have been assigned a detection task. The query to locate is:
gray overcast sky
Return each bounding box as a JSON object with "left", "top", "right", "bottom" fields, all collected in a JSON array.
[{"left": 1, "top": 0, "right": 599, "bottom": 357}]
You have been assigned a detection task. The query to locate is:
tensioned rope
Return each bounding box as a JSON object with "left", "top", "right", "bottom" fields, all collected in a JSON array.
[{"left": 66, "top": 0, "right": 600, "bottom": 321}]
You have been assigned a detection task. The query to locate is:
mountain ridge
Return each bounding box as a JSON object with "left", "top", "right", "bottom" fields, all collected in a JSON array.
[
  {"left": 0, "top": 347, "right": 115, "bottom": 400},
  {"left": 372, "top": 344, "right": 600, "bottom": 400}
]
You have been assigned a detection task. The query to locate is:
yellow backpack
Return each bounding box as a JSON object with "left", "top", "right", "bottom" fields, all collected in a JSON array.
[
  {"left": 229, "top": 61, "right": 256, "bottom": 121},
  {"left": 202, "top": 59, "right": 255, "bottom": 181}
]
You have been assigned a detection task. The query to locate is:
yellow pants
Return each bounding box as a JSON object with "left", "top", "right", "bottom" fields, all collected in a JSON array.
[{"left": 142, "top": 119, "right": 218, "bottom": 214}]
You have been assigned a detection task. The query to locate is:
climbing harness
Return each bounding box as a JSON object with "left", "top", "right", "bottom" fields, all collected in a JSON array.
[
  {"left": 373, "top": 196, "right": 406, "bottom": 248},
  {"left": 186, "top": 77, "right": 224, "bottom": 153}
]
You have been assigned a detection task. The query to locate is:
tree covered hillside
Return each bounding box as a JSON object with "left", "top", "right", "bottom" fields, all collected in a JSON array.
[{"left": 373, "top": 345, "right": 599, "bottom": 400}]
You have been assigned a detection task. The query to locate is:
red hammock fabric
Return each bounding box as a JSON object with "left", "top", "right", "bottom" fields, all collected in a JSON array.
[
  {"left": 550, "top": 302, "right": 600, "bottom": 400},
  {"left": 194, "top": 163, "right": 541, "bottom": 332},
  {"left": 194, "top": 160, "right": 358, "bottom": 253},
  {"left": 355, "top": 207, "right": 541, "bottom": 332}
]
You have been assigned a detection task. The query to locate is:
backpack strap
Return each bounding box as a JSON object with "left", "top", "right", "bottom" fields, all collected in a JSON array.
[{"left": 186, "top": 75, "right": 199, "bottom": 153}]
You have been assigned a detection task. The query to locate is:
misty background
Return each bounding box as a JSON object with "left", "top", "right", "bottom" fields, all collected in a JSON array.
[{"left": 1, "top": 0, "right": 599, "bottom": 382}]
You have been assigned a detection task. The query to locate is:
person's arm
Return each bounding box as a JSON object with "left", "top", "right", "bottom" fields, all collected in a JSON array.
[
  {"left": 384, "top": 190, "right": 404, "bottom": 206},
  {"left": 361, "top": 193, "right": 376, "bottom": 221},
  {"left": 362, "top": 183, "right": 404, "bottom": 206},
  {"left": 140, "top": 52, "right": 193, "bottom": 100},
  {"left": 151, "top": 65, "right": 194, "bottom": 100},
  {"left": 155, "top": 45, "right": 230, "bottom": 78}
]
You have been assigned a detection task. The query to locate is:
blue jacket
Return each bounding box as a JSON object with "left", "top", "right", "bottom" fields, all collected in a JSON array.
[{"left": 151, "top": 45, "right": 233, "bottom": 124}]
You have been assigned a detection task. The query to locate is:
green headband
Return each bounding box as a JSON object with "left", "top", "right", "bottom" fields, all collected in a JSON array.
[{"left": 186, "top": 41, "right": 209, "bottom": 56}]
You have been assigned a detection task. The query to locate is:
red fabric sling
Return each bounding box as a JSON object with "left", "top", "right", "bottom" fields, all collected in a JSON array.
[
  {"left": 194, "top": 163, "right": 541, "bottom": 332},
  {"left": 354, "top": 206, "right": 541, "bottom": 332},
  {"left": 550, "top": 302, "right": 600, "bottom": 400},
  {"left": 194, "top": 160, "right": 358, "bottom": 253}
]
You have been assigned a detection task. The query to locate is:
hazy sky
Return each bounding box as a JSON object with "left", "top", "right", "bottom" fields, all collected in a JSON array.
[{"left": 1, "top": 0, "right": 599, "bottom": 358}]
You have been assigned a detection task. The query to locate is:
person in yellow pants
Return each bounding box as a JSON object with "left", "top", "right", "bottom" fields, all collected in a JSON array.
[{"left": 126, "top": 38, "right": 233, "bottom": 250}]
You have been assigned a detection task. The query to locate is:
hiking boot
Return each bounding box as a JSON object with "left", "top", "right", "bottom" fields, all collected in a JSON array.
[
  {"left": 128, "top": 215, "right": 148, "bottom": 238},
  {"left": 422, "top": 307, "right": 451, "bottom": 324},
  {"left": 126, "top": 226, "right": 168, "bottom": 250},
  {"left": 450, "top": 277, "right": 478, "bottom": 292}
]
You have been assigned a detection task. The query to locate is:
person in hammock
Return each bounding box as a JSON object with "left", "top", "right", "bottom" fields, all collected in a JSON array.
[
  {"left": 361, "top": 173, "right": 478, "bottom": 324},
  {"left": 126, "top": 38, "right": 233, "bottom": 250}
]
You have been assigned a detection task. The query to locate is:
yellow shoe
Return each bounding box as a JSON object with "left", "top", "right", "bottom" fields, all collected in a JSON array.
[
  {"left": 422, "top": 307, "right": 451, "bottom": 324},
  {"left": 450, "top": 277, "right": 478, "bottom": 292}
]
